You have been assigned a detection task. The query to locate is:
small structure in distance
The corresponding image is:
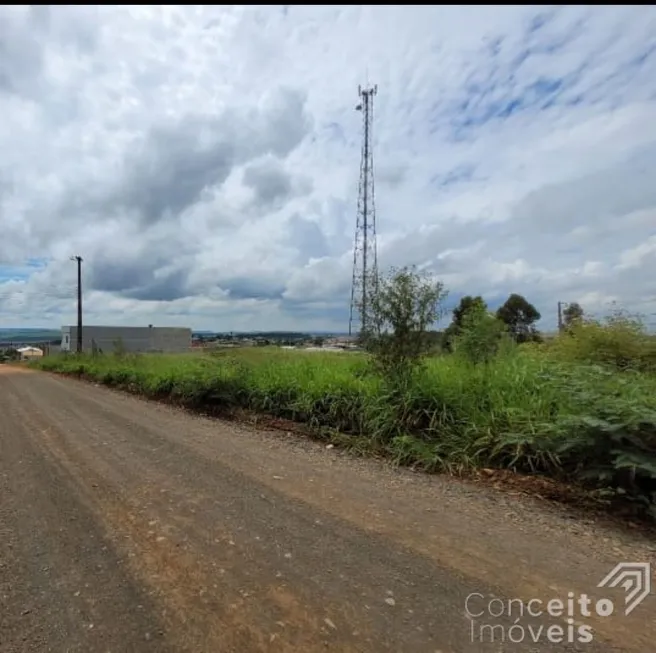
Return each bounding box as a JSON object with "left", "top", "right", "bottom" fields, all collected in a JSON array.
[{"left": 16, "top": 346, "right": 44, "bottom": 361}]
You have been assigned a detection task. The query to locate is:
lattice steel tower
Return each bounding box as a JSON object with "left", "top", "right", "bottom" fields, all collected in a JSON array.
[{"left": 349, "top": 84, "right": 379, "bottom": 337}]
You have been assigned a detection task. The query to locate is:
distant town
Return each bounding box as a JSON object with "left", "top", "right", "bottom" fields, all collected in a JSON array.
[
  {"left": 0, "top": 327, "right": 360, "bottom": 361},
  {"left": 190, "top": 331, "right": 357, "bottom": 350}
]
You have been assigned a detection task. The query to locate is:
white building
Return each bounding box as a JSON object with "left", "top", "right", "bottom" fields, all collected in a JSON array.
[
  {"left": 60, "top": 325, "right": 192, "bottom": 354},
  {"left": 16, "top": 346, "right": 44, "bottom": 360}
]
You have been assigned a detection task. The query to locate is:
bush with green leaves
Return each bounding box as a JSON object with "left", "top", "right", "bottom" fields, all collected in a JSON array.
[
  {"left": 540, "top": 363, "right": 656, "bottom": 516},
  {"left": 364, "top": 265, "right": 448, "bottom": 382},
  {"left": 454, "top": 307, "right": 508, "bottom": 365},
  {"left": 549, "top": 308, "right": 656, "bottom": 373}
]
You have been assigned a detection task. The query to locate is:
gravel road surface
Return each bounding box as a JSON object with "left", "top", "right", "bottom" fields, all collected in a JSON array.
[{"left": 1, "top": 366, "right": 654, "bottom": 652}]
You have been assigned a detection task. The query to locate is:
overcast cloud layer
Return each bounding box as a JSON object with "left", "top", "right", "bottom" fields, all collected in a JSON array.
[{"left": 1, "top": 5, "right": 655, "bottom": 332}]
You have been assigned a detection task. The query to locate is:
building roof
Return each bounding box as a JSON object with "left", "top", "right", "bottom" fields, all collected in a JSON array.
[{"left": 16, "top": 346, "right": 43, "bottom": 353}]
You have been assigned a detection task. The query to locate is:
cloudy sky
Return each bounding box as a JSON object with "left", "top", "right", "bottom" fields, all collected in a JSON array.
[{"left": 1, "top": 5, "right": 655, "bottom": 332}]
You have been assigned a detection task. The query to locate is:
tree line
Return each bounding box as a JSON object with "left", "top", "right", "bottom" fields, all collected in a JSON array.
[
  {"left": 358, "top": 266, "right": 589, "bottom": 376},
  {"left": 442, "top": 294, "right": 584, "bottom": 350}
]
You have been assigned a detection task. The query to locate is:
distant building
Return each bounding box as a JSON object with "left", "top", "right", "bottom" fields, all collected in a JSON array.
[
  {"left": 16, "top": 346, "right": 44, "bottom": 360},
  {"left": 60, "top": 325, "right": 192, "bottom": 354}
]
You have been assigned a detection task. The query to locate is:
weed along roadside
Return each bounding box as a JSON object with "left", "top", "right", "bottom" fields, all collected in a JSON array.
[{"left": 31, "top": 269, "right": 656, "bottom": 523}]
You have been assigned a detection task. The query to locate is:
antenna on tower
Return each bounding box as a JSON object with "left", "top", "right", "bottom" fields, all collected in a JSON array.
[{"left": 349, "top": 83, "right": 379, "bottom": 339}]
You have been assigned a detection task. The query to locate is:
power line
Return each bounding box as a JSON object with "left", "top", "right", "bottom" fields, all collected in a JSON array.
[
  {"left": 0, "top": 288, "right": 78, "bottom": 308},
  {"left": 0, "top": 258, "right": 80, "bottom": 304},
  {"left": 349, "top": 83, "right": 379, "bottom": 338},
  {"left": 0, "top": 290, "right": 76, "bottom": 298}
]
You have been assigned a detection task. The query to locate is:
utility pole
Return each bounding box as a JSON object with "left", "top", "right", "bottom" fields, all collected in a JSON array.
[
  {"left": 349, "top": 83, "right": 379, "bottom": 338},
  {"left": 71, "top": 256, "right": 83, "bottom": 353}
]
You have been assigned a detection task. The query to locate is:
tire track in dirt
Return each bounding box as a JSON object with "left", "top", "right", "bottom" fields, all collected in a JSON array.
[
  {"left": 5, "top": 379, "right": 365, "bottom": 652},
  {"left": 0, "top": 373, "right": 173, "bottom": 653},
  {"left": 2, "top": 367, "right": 654, "bottom": 652},
  {"left": 36, "top": 371, "right": 655, "bottom": 652}
]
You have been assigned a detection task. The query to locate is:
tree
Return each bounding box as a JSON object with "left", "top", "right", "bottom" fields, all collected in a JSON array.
[
  {"left": 496, "top": 293, "right": 541, "bottom": 343},
  {"left": 452, "top": 295, "right": 487, "bottom": 330},
  {"left": 0, "top": 347, "right": 20, "bottom": 362},
  {"left": 563, "top": 302, "right": 584, "bottom": 329},
  {"left": 456, "top": 304, "right": 506, "bottom": 365},
  {"left": 366, "top": 266, "right": 448, "bottom": 380},
  {"left": 444, "top": 295, "right": 488, "bottom": 351}
]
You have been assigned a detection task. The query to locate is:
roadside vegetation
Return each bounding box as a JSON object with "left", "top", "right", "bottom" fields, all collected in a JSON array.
[{"left": 31, "top": 268, "right": 656, "bottom": 519}]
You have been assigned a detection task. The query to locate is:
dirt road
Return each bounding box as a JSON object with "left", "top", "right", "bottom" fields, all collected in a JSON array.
[{"left": 0, "top": 367, "right": 654, "bottom": 652}]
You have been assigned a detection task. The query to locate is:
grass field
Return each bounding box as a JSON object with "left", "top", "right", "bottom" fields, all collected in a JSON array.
[{"left": 30, "top": 336, "right": 656, "bottom": 517}]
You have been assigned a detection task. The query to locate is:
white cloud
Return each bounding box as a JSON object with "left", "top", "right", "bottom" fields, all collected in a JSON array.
[{"left": 1, "top": 5, "right": 656, "bottom": 331}]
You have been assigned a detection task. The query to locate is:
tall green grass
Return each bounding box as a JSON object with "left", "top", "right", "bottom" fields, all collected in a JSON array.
[{"left": 32, "top": 343, "right": 656, "bottom": 515}]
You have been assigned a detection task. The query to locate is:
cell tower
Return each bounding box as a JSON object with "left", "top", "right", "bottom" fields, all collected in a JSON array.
[{"left": 349, "top": 84, "right": 379, "bottom": 337}]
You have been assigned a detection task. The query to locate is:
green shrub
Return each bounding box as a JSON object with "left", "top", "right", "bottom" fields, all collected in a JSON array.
[
  {"left": 454, "top": 308, "right": 508, "bottom": 365},
  {"left": 550, "top": 309, "right": 656, "bottom": 372}
]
